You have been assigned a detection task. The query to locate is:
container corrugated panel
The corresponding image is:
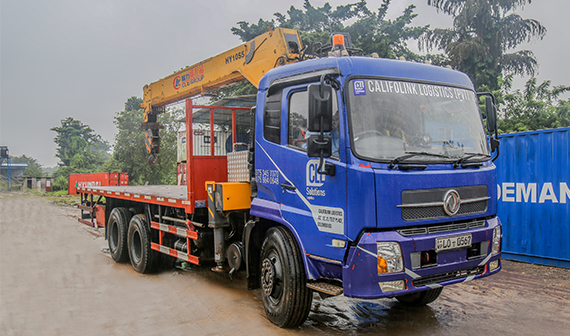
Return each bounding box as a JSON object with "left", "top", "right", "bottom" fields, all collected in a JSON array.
[
  {"left": 68, "top": 173, "right": 111, "bottom": 195},
  {"left": 119, "top": 173, "right": 129, "bottom": 186},
  {"left": 496, "top": 127, "right": 570, "bottom": 268}
]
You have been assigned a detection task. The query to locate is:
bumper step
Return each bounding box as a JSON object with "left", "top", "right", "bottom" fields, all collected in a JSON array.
[{"left": 307, "top": 282, "right": 343, "bottom": 296}]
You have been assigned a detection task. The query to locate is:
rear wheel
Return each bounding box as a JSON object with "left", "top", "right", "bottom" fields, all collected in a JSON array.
[
  {"left": 396, "top": 287, "right": 443, "bottom": 305},
  {"left": 108, "top": 207, "right": 131, "bottom": 262},
  {"left": 260, "top": 227, "right": 312, "bottom": 328},
  {"left": 127, "top": 214, "right": 158, "bottom": 274}
]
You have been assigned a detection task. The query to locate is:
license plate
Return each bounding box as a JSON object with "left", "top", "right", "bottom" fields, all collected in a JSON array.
[{"left": 435, "top": 234, "right": 472, "bottom": 252}]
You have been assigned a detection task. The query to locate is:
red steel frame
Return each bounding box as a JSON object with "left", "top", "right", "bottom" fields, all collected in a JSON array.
[
  {"left": 77, "top": 99, "right": 250, "bottom": 265},
  {"left": 184, "top": 99, "right": 250, "bottom": 213}
]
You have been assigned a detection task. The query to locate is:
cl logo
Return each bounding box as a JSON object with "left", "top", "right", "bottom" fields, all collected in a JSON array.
[{"left": 443, "top": 189, "right": 461, "bottom": 216}]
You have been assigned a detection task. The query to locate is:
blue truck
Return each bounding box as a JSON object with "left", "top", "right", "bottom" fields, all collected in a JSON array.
[{"left": 78, "top": 29, "right": 502, "bottom": 328}]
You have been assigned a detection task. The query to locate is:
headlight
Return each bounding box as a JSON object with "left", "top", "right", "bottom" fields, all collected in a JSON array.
[
  {"left": 492, "top": 225, "right": 501, "bottom": 254},
  {"left": 377, "top": 242, "right": 403, "bottom": 274}
]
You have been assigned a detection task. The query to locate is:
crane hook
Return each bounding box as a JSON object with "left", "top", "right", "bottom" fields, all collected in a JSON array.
[{"left": 148, "top": 153, "right": 158, "bottom": 166}]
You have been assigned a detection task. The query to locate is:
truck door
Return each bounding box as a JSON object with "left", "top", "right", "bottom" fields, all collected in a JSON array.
[{"left": 257, "top": 83, "right": 348, "bottom": 263}]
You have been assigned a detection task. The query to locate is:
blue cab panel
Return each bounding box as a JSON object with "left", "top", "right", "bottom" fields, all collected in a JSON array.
[{"left": 252, "top": 56, "right": 502, "bottom": 293}]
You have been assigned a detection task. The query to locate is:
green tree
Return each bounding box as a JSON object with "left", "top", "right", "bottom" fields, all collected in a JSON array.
[
  {"left": 422, "top": 0, "right": 546, "bottom": 91},
  {"left": 497, "top": 76, "right": 570, "bottom": 133},
  {"left": 225, "top": 0, "right": 427, "bottom": 98},
  {"left": 10, "top": 154, "right": 44, "bottom": 177},
  {"left": 50, "top": 117, "right": 109, "bottom": 168},
  {"left": 50, "top": 117, "right": 110, "bottom": 191},
  {"left": 111, "top": 97, "right": 181, "bottom": 185},
  {"left": 232, "top": 0, "right": 427, "bottom": 59}
]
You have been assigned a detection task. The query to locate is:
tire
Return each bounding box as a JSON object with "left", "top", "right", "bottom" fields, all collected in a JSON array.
[
  {"left": 396, "top": 287, "right": 443, "bottom": 306},
  {"left": 127, "top": 214, "right": 158, "bottom": 274},
  {"left": 108, "top": 207, "right": 131, "bottom": 263},
  {"left": 260, "top": 227, "right": 312, "bottom": 328}
]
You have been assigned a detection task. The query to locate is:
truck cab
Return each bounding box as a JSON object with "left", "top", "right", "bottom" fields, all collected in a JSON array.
[{"left": 251, "top": 56, "right": 501, "bottom": 307}]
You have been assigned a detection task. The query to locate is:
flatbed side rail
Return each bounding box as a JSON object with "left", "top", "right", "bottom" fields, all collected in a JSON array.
[
  {"left": 150, "top": 220, "right": 200, "bottom": 266},
  {"left": 76, "top": 186, "right": 193, "bottom": 212}
]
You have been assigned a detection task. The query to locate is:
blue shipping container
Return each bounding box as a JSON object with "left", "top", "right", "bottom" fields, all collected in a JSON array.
[{"left": 495, "top": 127, "right": 570, "bottom": 268}]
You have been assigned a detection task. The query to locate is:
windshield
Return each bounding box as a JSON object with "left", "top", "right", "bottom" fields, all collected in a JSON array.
[{"left": 348, "top": 78, "right": 489, "bottom": 163}]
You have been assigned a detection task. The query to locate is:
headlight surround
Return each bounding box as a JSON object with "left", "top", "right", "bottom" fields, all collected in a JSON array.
[
  {"left": 377, "top": 242, "right": 404, "bottom": 274},
  {"left": 492, "top": 225, "right": 502, "bottom": 254}
]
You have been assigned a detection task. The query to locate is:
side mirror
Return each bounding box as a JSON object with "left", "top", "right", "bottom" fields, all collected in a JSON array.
[
  {"left": 307, "top": 84, "right": 333, "bottom": 132},
  {"left": 307, "top": 134, "right": 332, "bottom": 158},
  {"left": 485, "top": 96, "right": 497, "bottom": 134},
  {"left": 477, "top": 92, "right": 500, "bottom": 160}
]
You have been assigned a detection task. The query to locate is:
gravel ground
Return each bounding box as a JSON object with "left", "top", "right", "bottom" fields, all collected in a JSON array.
[{"left": 1, "top": 194, "right": 569, "bottom": 335}]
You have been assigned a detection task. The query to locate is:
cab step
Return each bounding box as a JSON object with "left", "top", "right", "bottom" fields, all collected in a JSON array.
[{"left": 306, "top": 281, "right": 343, "bottom": 296}]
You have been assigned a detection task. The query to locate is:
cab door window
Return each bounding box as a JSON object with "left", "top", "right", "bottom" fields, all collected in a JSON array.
[{"left": 288, "top": 89, "right": 340, "bottom": 157}]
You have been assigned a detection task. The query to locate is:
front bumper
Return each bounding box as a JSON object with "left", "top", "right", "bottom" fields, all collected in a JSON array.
[{"left": 342, "top": 217, "right": 502, "bottom": 299}]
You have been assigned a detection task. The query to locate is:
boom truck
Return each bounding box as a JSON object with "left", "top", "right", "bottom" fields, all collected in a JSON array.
[{"left": 78, "top": 28, "right": 503, "bottom": 327}]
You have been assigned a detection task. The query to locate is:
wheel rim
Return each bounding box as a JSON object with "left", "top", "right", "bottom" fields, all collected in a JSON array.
[
  {"left": 131, "top": 230, "right": 142, "bottom": 264},
  {"left": 261, "top": 249, "right": 283, "bottom": 304}
]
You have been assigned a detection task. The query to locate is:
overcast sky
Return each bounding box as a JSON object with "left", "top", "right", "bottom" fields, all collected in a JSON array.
[{"left": 1, "top": 0, "right": 568, "bottom": 168}]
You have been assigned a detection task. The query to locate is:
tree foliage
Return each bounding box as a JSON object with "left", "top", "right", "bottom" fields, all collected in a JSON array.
[
  {"left": 223, "top": 1, "right": 427, "bottom": 98},
  {"left": 50, "top": 117, "right": 110, "bottom": 191},
  {"left": 497, "top": 75, "right": 570, "bottom": 133},
  {"left": 232, "top": 0, "right": 428, "bottom": 59},
  {"left": 10, "top": 154, "right": 44, "bottom": 177},
  {"left": 110, "top": 97, "right": 182, "bottom": 185},
  {"left": 422, "top": 0, "right": 546, "bottom": 91},
  {"left": 50, "top": 117, "right": 109, "bottom": 168}
]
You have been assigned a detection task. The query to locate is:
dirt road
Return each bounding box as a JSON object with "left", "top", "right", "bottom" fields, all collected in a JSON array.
[{"left": 1, "top": 194, "right": 569, "bottom": 335}]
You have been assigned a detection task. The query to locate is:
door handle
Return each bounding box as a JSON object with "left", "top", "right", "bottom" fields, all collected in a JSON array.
[{"left": 280, "top": 183, "right": 296, "bottom": 191}]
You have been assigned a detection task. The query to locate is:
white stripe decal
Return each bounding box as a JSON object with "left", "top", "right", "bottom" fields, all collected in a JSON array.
[
  {"left": 357, "top": 246, "right": 377, "bottom": 258},
  {"left": 405, "top": 268, "right": 421, "bottom": 279},
  {"left": 257, "top": 141, "right": 346, "bottom": 236},
  {"left": 463, "top": 275, "right": 477, "bottom": 282},
  {"left": 479, "top": 253, "right": 493, "bottom": 266},
  {"left": 426, "top": 283, "right": 443, "bottom": 289}
]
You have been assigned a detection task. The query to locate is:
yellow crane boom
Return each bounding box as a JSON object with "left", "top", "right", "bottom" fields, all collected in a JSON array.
[{"left": 141, "top": 28, "right": 303, "bottom": 163}]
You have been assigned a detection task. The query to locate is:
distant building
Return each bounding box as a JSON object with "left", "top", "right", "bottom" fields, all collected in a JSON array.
[
  {"left": 22, "top": 176, "right": 53, "bottom": 192},
  {"left": 1, "top": 163, "right": 28, "bottom": 180}
]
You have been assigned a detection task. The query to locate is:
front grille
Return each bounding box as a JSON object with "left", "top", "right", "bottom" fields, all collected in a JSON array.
[
  {"left": 399, "top": 184, "right": 489, "bottom": 222},
  {"left": 401, "top": 200, "right": 488, "bottom": 221},
  {"left": 412, "top": 266, "right": 485, "bottom": 287},
  {"left": 397, "top": 220, "right": 486, "bottom": 237}
]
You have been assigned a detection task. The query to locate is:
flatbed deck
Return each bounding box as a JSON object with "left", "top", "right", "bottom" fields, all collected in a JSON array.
[{"left": 77, "top": 185, "right": 194, "bottom": 210}]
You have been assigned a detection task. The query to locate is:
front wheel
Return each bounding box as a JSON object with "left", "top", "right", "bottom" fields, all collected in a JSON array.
[
  {"left": 260, "top": 227, "right": 312, "bottom": 328},
  {"left": 395, "top": 287, "right": 443, "bottom": 306}
]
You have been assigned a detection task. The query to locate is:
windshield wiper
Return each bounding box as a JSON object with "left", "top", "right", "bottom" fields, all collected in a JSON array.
[
  {"left": 388, "top": 152, "right": 450, "bottom": 169},
  {"left": 453, "top": 153, "right": 491, "bottom": 168}
]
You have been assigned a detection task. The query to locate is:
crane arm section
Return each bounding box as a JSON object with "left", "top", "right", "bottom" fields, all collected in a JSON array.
[
  {"left": 140, "top": 28, "right": 302, "bottom": 163},
  {"left": 141, "top": 28, "right": 302, "bottom": 123}
]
